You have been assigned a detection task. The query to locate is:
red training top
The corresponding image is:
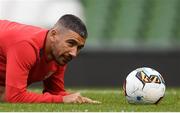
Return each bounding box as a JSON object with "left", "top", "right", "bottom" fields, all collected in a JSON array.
[{"left": 0, "top": 20, "right": 68, "bottom": 103}]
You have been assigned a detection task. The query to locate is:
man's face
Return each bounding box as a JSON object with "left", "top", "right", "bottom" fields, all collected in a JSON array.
[{"left": 50, "top": 29, "right": 85, "bottom": 66}]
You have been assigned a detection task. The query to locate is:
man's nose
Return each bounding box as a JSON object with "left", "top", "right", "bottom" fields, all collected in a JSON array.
[{"left": 69, "top": 47, "right": 77, "bottom": 57}]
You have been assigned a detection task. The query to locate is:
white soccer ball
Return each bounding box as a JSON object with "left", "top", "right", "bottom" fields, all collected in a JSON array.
[{"left": 123, "top": 67, "right": 166, "bottom": 104}]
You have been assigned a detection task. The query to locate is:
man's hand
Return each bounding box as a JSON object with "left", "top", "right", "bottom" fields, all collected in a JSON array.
[{"left": 62, "top": 92, "right": 101, "bottom": 104}]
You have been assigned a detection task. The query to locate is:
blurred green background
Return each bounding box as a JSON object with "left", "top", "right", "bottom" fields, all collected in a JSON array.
[{"left": 80, "top": 0, "right": 180, "bottom": 50}]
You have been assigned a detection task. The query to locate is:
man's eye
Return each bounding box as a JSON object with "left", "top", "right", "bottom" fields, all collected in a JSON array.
[
  {"left": 68, "top": 41, "right": 75, "bottom": 46},
  {"left": 78, "top": 46, "right": 83, "bottom": 50},
  {"left": 78, "top": 45, "right": 84, "bottom": 50}
]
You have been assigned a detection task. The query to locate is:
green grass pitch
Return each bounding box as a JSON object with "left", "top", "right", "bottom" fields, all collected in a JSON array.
[{"left": 0, "top": 87, "right": 179, "bottom": 112}]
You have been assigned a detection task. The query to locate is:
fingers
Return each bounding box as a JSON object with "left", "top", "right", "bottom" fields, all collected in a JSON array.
[
  {"left": 63, "top": 92, "right": 101, "bottom": 104},
  {"left": 74, "top": 96, "right": 84, "bottom": 104},
  {"left": 79, "top": 96, "right": 101, "bottom": 104},
  {"left": 81, "top": 97, "right": 92, "bottom": 103},
  {"left": 91, "top": 100, "right": 101, "bottom": 104},
  {"left": 85, "top": 97, "right": 101, "bottom": 104}
]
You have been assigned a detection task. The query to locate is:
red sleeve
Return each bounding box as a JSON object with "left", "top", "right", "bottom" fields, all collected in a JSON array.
[
  {"left": 5, "top": 41, "right": 63, "bottom": 103},
  {"left": 43, "top": 65, "right": 69, "bottom": 96}
]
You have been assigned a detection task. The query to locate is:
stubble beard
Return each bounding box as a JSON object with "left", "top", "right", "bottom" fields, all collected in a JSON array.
[{"left": 51, "top": 51, "right": 65, "bottom": 66}]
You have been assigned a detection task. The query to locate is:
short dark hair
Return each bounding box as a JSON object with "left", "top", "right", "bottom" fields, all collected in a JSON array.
[{"left": 57, "top": 14, "right": 88, "bottom": 39}]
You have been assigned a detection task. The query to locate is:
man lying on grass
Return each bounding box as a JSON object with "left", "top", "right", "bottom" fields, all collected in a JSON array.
[{"left": 0, "top": 14, "right": 100, "bottom": 104}]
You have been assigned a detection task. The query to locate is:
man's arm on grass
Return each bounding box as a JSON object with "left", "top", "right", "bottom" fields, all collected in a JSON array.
[{"left": 5, "top": 42, "right": 63, "bottom": 103}]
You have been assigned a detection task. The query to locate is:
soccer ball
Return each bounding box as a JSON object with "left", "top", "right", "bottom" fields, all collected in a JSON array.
[{"left": 123, "top": 67, "right": 166, "bottom": 104}]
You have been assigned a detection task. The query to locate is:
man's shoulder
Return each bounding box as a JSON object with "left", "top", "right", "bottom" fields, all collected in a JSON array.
[
  {"left": 7, "top": 40, "right": 40, "bottom": 60},
  {"left": 6, "top": 41, "right": 39, "bottom": 67}
]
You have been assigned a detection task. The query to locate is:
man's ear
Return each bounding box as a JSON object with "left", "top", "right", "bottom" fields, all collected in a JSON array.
[{"left": 49, "top": 29, "right": 57, "bottom": 42}]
